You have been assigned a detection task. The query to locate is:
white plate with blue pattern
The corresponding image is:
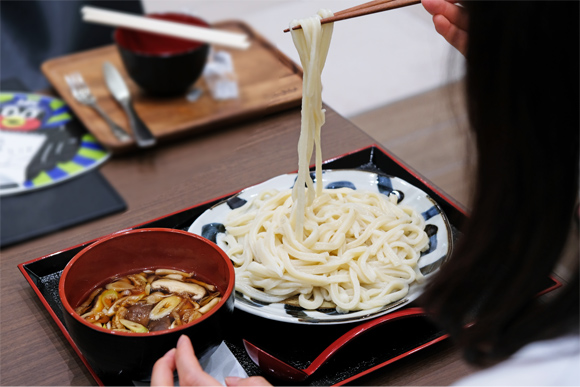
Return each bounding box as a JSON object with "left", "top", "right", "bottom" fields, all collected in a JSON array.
[{"left": 188, "top": 169, "right": 452, "bottom": 325}]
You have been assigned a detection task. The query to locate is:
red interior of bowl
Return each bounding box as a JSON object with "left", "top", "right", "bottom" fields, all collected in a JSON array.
[
  {"left": 114, "top": 13, "right": 210, "bottom": 56},
  {"left": 59, "top": 228, "right": 234, "bottom": 336}
]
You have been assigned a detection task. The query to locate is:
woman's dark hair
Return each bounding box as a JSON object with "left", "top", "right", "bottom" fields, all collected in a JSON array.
[{"left": 419, "top": 1, "right": 579, "bottom": 365}]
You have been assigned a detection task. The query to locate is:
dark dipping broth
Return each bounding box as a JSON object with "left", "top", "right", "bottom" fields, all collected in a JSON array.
[{"left": 75, "top": 269, "right": 221, "bottom": 333}]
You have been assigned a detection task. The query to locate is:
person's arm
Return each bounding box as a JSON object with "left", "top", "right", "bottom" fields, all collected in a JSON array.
[
  {"left": 151, "top": 335, "right": 272, "bottom": 386},
  {"left": 422, "top": 0, "right": 468, "bottom": 55}
]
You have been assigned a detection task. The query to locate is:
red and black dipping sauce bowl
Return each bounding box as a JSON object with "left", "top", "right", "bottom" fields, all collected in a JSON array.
[
  {"left": 114, "top": 13, "right": 211, "bottom": 96},
  {"left": 58, "top": 228, "right": 235, "bottom": 382}
]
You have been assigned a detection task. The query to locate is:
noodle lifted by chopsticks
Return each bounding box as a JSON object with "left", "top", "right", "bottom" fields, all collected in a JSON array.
[{"left": 222, "top": 10, "right": 430, "bottom": 313}]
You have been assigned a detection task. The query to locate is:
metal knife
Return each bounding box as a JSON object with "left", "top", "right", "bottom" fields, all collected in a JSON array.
[{"left": 102, "top": 62, "right": 156, "bottom": 148}]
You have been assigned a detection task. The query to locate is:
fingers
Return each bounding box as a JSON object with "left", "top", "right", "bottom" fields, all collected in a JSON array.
[
  {"left": 151, "top": 348, "right": 177, "bottom": 386},
  {"left": 151, "top": 335, "right": 272, "bottom": 387},
  {"left": 225, "top": 376, "right": 273, "bottom": 386},
  {"left": 174, "top": 335, "right": 222, "bottom": 386},
  {"left": 422, "top": 0, "right": 468, "bottom": 30},
  {"left": 422, "top": 0, "right": 468, "bottom": 55},
  {"left": 433, "top": 14, "right": 468, "bottom": 56}
]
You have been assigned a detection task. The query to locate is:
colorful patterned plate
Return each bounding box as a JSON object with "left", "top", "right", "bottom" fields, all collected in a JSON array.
[
  {"left": 188, "top": 169, "right": 452, "bottom": 325},
  {"left": 0, "top": 93, "right": 110, "bottom": 196}
]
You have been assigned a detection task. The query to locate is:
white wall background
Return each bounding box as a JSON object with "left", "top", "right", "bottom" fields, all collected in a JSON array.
[{"left": 142, "top": 0, "right": 465, "bottom": 117}]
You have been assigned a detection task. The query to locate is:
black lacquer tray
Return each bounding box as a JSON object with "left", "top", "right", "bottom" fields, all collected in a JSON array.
[{"left": 18, "top": 145, "right": 560, "bottom": 386}]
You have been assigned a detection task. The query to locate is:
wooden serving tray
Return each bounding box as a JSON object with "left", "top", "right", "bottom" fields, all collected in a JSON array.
[{"left": 41, "top": 20, "right": 303, "bottom": 154}]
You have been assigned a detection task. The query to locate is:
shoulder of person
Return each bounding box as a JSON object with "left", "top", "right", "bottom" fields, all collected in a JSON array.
[{"left": 454, "top": 335, "right": 580, "bottom": 386}]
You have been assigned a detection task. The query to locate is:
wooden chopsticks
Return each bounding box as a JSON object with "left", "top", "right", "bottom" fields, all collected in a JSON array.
[
  {"left": 284, "top": 0, "right": 421, "bottom": 32},
  {"left": 82, "top": 6, "right": 250, "bottom": 49}
]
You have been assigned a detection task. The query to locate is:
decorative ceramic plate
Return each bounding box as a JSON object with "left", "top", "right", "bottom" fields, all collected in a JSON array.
[
  {"left": 0, "top": 93, "right": 110, "bottom": 196},
  {"left": 188, "top": 170, "right": 452, "bottom": 325}
]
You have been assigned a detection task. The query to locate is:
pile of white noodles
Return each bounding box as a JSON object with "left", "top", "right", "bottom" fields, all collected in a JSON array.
[
  {"left": 223, "top": 187, "right": 429, "bottom": 312},
  {"left": 222, "top": 10, "right": 430, "bottom": 313}
]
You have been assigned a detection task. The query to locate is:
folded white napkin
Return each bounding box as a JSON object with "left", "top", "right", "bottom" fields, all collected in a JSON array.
[
  {"left": 198, "top": 341, "right": 248, "bottom": 384},
  {"left": 133, "top": 341, "right": 247, "bottom": 386}
]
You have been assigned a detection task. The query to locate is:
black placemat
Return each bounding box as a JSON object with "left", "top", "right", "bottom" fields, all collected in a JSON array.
[
  {"left": 1, "top": 171, "right": 126, "bottom": 247},
  {"left": 0, "top": 78, "right": 126, "bottom": 247}
]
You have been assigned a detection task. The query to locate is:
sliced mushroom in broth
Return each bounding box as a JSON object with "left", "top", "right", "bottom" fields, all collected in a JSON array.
[{"left": 75, "top": 269, "right": 221, "bottom": 333}]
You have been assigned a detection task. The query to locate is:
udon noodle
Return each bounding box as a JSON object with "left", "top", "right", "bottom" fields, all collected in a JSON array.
[
  {"left": 221, "top": 10, "right": 430, "bottom": 313},
  {"left": 290, "top": 9, "right": 334, "bottom": 241}
]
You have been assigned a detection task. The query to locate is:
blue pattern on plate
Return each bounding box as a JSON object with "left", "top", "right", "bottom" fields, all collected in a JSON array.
[
  {"left": 376, "top": 175, "right": 404, "bottom": 203},
  {"left": 227, "top": 196, "right": 247, "bottom": 209},
  {"left": 201, "top": 223, "right": 225, "bottom": 243},
  {"left": 325, "top": 180, "right": 356, "bottom": 190},
  {"left": 421, "top": 224, "right": 438, "bottom": 255},
  {"left": 71, "top": 154, "right": 96, "bottom": 167},
  {"left": 283, "top": 304, "right": 343, "bottom": 321},
  {"left": 291, "top": 172, "right": 318, "bottom": 188},
  {"left": 422, "top": 206, "right": 439, "bottom": 220},
  {"left": 235, "top": 291, "right": 270, "bottom": 308},
  {"left": 46, "top": 167, "right": 68, "bottom": 180},
  {"left": 80, "top": 141, "right": 105, "bottom": 151},
  {"left": 419, "top": 225, "right": 446, "bottom": 275}
]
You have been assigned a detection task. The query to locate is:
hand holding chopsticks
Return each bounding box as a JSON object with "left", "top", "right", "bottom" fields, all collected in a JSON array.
[{"left": 284, "top": 0, "right": 421, "bottom": 32}]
